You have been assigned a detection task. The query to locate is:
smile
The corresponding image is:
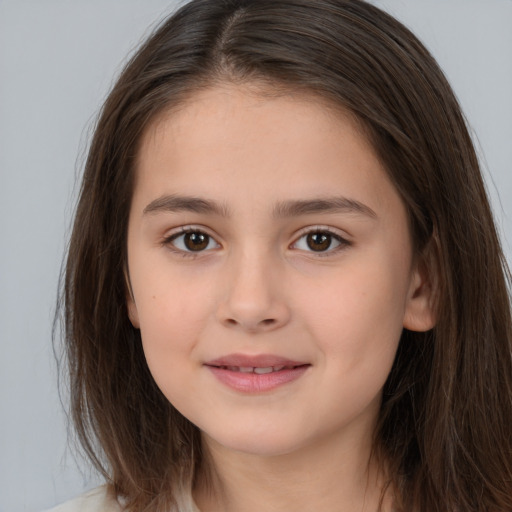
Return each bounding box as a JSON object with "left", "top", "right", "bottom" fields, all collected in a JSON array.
[{"left": 205, "top": 355, "right": 310, "bottom": 393}]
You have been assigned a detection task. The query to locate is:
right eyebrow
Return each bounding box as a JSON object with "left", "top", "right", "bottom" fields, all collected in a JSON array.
[{"left": 143, "top": 194, "right": 232, "bottom": 217}]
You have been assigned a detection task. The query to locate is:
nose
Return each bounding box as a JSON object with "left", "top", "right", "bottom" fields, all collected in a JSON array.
[{"left": 216, "top": 249, "right": 291, "bottom": 333}]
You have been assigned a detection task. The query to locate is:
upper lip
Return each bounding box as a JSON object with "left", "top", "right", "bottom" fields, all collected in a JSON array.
[{"left": 205, "top": 353, "right": 309, "bottom": 368}]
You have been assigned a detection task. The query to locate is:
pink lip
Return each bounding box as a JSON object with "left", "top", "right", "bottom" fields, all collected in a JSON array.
[{"left": 204, "top": 353, "right": 310, "bottom": 393}]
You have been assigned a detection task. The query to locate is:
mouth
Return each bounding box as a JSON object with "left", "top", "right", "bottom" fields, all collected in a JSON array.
[{"left": 204, "top": 354, "right": 310, "bottom": 393}]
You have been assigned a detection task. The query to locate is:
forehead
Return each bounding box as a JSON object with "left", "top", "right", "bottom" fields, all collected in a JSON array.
[
  {"left": 138, "top": 82, "right": 371, "bottom": 164},
  {"left": 133, "top": 83, "right": 398, "bottom": 216}
]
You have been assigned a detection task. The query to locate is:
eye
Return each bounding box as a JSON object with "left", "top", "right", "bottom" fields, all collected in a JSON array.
[
  {"left": 165, "top": 228, "right": 220, "bottom": 254},
  {"left": 292, "top": 229, "right": 349, "bottom": 255}
]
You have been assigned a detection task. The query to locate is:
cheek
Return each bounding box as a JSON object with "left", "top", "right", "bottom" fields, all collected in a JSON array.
[
  {"left": 297, "top": 252, "right": 409, "bottom": 366},
  {"left": 131, "top": 265, "right": 217, "bottom": 376},
  {"left": 132, "top": 255, "right": 214, "bottom": 327},
  {"left": 296, "top": 261, "right": 407, "bottom": 423},
  {"left": 139, "top": 293, "right": 207, "bottom": 348},
  {"left": 135, "top": 283, "right": 211, "bottom": 409}
]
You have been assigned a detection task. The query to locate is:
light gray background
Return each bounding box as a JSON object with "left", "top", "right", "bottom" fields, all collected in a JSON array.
[{"left": 1, "top": 1, "right": 511, "bottom": 511}]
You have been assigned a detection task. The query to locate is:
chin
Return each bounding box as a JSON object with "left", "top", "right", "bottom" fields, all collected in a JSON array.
[{"left": 202, "top": 424, "right": 312, "bottom": 459}]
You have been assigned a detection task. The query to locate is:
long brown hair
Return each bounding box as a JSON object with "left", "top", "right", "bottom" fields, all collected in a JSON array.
[{"left": 61, "top": 1, "right": 512, "bottom": 510}]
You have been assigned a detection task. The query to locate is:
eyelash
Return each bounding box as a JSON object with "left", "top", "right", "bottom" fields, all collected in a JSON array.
[
  {"left": 162, "top": 226, "right": 351, "bottom": 258},
  {"left": 162, "top": 227, "right": 220, "bottom": 258},
  {"left": 292, "top": 227, "right": 351, "bottom": 257}
]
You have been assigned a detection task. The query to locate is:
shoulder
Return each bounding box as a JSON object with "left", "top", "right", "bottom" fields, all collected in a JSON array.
[{"left": 44, "top": 486, "right": 123, "bottom": 512}]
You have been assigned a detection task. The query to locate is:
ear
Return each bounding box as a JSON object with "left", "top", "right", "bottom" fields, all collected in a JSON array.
[
  {"left": 403, "top": 253, "right": 437, "bottom": 332},
  {"left": 124, "top": 267, "right": 140, "bottom": 329}
]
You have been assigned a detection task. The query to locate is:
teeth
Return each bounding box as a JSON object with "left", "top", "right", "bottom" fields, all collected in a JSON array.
[
  {"left": 253, "top": 367, "right": 274, "bottom": 374},
  {"left": 220, "top": 365, "right": 293, "bottom": 373}
]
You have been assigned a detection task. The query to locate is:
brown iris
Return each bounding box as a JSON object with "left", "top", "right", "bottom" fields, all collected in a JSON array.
[
  {"left": 306, "top": 232, "right": 332, "bottom": 251},
  {"left": 184, "top": 232, "right": 209, "bottom": 251}
]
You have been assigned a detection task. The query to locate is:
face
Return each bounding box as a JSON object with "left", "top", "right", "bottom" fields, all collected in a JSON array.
[{"left": 126, "top": 84, "right": 434, "bottom": 458}]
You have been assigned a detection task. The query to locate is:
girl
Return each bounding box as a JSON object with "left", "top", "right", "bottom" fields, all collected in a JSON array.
[{"left": 54, "top": 0, "right": 512, "bottom": 511}]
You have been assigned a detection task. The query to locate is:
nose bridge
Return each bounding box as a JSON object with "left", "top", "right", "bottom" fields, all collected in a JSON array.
[{"left": 218, "top": 241, "right": 290, "bottom": 332}]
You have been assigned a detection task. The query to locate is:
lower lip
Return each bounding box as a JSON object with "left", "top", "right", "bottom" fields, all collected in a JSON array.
[{"left": 206, "top": 365, "right": 310, "bottom": 393}]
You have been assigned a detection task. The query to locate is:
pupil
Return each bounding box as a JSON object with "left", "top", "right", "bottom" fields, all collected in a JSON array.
[
  {"left": 185, "top": 232, "right": 209, "bottom": 251},
  {"left": 307, "top": 232, "right": 331, "bottom": 251}
]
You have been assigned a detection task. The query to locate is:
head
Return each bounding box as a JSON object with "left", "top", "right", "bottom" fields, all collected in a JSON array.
[{"left": 63, "top": 1, "right": 512, "bottom": 510}]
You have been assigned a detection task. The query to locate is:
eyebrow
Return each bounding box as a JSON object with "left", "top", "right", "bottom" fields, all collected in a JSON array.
[
  {"left": 272, "top": 197, "right": 377, "bottom": 219},
  {"left": 143, "top": 194, "right": 377, "bottom": 219},
  {"left": 143, "top": 194, "right": 231, "bottom": 216}
]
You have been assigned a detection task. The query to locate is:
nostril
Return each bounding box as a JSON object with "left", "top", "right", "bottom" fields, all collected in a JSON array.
[{"left": 223, "top": 317, "right": 276, "bottom": 330}]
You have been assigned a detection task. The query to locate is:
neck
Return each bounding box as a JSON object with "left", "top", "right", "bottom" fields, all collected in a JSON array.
[{"left": 193, "top": 430, "right": 392, "bottom": 512}]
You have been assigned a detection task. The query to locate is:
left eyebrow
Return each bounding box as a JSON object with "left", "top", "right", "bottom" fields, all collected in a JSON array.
[{"left": 272, "top": 197, "right": 377, "bottom": 219}]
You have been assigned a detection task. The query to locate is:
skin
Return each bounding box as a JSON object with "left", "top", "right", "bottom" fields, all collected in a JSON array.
[{"left": 126, "top": 83, "right": 435, "bottom": 512}]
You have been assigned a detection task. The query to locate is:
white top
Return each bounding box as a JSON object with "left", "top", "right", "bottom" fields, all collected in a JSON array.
[
  {"left": 45, "top": 486, "right": 200, "bottom": 512},
  {"left": 45, "top": 486, "right": 122, "bottom": 512}
]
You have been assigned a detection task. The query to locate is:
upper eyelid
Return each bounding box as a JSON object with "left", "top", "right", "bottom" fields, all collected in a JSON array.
[
  {"left": 164, "top": 225, "right": 218, "bottom": 240},
  {"left": 291, "top": 225, "right": 350, "bottom": 242}
]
